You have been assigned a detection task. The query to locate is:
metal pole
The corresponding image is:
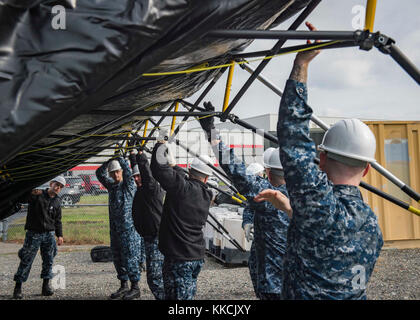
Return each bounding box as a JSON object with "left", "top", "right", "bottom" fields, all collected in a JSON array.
[
  {"left": 228, "top": 116, "right": 420, "bottom": 215},
  {"left": 241, "top": 63, "right": 420, "bottom": 202},
  {"left": 146, "top": 102, "right": 177, "bottom": 142},
  {"left": 169, "top": 67, "right": 228, "bottom": 141},
  {"left": 207, "top": 30, "right": 359, "bottom": 41},
  {"left": 223, "top": 62, "right": 235, "bottom": 112},
  {"left": 219, "top": 0, "right": 323, "bottom": 121},
  {"left": 206, "top": 217, "right": 246, "bottom": 252},
  {"left": 233, "top": 41, "right": 359, "bottom": 59},
  {"left": 388, "top": 44, "right": 420, "bottom": 85},
  {"left": 85, "top": 110, "right": 221, "bottom": 117},
  {"left": 174, "top": 138, "right": 231, "bottom": 182}
]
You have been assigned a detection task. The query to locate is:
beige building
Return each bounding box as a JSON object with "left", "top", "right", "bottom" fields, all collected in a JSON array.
[{"left": 215, "top": 114, "right": 420, "bottom": 248}]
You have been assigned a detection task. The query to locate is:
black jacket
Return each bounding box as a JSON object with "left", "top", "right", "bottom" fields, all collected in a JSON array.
[
  {"left": 151, "top": 143, "right": 213, "bottom": 261},
  {"left": 129, "top": 152, "right": 165, "bottom": 237},
  {"left": 22, "top": 189, "right": 63, "bottom": 237}
]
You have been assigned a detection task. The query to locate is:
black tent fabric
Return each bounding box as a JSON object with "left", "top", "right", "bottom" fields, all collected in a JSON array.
[{"left": 0, "top": 0, "right": 311, "bottom": 219}]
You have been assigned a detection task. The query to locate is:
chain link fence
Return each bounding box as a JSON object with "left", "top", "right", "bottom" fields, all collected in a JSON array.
[{"left": 1, "top": 178, "right": 111, "bottom": 245}]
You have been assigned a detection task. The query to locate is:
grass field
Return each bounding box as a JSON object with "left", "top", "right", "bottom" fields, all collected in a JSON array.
[{"left": 6, "top": 194, "right": 111, "bottom": 245}]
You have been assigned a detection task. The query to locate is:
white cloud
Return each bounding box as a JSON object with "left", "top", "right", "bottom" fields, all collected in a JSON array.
[{"left": 187, "top": 0, "right": 420, "bottom": 123}]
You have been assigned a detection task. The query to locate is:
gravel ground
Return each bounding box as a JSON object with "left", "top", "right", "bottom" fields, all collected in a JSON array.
[{"left": 0, "top": 243, "right": 419, "bottom": 300}]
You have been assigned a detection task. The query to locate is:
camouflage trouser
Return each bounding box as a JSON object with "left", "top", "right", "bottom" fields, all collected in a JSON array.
[
  {"left": 140, "top": 236, "right": 146, "bottom": 265},
  {"left": 162, "top": 258, "right": 204, "bottom": 300},
  {"left": 14, "top": 231, "right": 57, "bottom": 283},
  {"left": 110, "top": 227, "right": 141, "bottom": 282},
  {"left": 143, "top": 236, "right": 164, "bottom": 300},
  {"left": 248, "top": 241, "right": 259, "bottom": 298}
]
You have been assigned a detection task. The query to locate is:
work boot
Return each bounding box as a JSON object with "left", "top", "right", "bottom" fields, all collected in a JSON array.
[
  {"left": 123, "top": 281, "right": 140, "bottom": 300},
  {"left": 13, "top": 282, "right": 23, "bottom": 300},
  {"left": 110, "top": 280, "right": 129, "bottom": 300},
  {"left": 41, "top": 279, "right": 54, "bottom": 296}
]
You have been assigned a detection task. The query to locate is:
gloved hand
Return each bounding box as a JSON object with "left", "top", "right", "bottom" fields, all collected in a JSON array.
[
  {"left": 199, "top": 101, "right": 216, "bottom": 135},
  {"left": 243, "top": 223, "right": 254, "bottom": 242}
]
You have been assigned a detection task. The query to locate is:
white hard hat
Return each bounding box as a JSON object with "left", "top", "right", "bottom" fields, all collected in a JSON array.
[
  {"left": 318, "top": 119, "right": 376, "bottom": 165},
  {"left": 267, "top": 148, "right": 283, "bottom": 170},
  {"left": 246, "top": 163, "right": 264, "bottom": 176},
  {"left": 263, "top": 148, "right": 276, "bottom": 168},
  {"left": 190, "top": 155, "right": 213, "bottom": 176},
  {"left": 131, "top": 164, "right": 140, "bottom": 177},
  {"left": 51, "top": 176, "right": 66, "bottom": 187},
  {"left": 108, "top": 160, "right": 122, "bottom": 173}
]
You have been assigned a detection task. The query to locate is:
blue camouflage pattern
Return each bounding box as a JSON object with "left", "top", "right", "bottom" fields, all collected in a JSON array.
[
  {"left": 247, "top": 238, "right": 258, "bottom": 298},
  {"left": 277, "top": 79, "right": 384, "bottom": 300},
  {"left": 139, "top": 235, "right": 146, "bottom": 265},
  {"left": 96, "top": 157, "right": 142, "bottom": 282},
  {"left": 242, "top": 204, "right": 254, "bottom": 228},
  {"left": 162, "top": 258, "right": 204, "bottom": 300},
  {"left": 143, "top": 235, "right": 164, "bottom": 300},
  {"left": 14, "top": 231, "right": 57, "bottom": 282},
  {"left": 215, "top": 142, "right": 290, "bottom": 298}
]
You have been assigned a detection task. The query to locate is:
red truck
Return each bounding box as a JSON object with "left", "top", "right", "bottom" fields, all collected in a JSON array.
[{"left": 80, "top": 174, "right": 107, "bottom": 195}]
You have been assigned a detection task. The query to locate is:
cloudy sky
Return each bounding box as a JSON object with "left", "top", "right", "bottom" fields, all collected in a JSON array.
[{"left": 182, "top": 0, "right": 420, "bottom": 126}]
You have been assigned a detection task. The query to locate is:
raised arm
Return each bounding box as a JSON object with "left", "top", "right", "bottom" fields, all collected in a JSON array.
[
  {"left": 198, "top": 102, "right": 258, "bottom": 197},
  {"left": 95, "top": 160, "right": 114, "bottom": 190},
  {"left": 150, "top": 142, "right": 186, "bottom": 194},
  {"left": 136, "top": 151, "right": 160, "bottom": 192},
  {"left": 277, "top": 22, "right": 336, "bottom": 224},
  {"left": 117, "top": 156, "right": 136, "bottom": 193}
]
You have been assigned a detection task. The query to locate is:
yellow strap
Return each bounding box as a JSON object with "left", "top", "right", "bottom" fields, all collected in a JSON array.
[
  {"left": 231, "top": 196, "right": 243, "bottom": 204},
  {"left": 236, "top": 193, "right": 247, "bottom": 202},
  {"left": 408, "top": 206, "right": 420, "bottom": 217},
  {"left": 142, "top": 41, "right": 341, "bottom": 77}
]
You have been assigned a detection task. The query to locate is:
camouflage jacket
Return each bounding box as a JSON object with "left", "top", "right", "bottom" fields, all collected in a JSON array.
[
  {"left": 213, "top": 142, "right": 290, "bottom": 294},
  {"left": 277, "top": 79, "right": 384, "bottom": 300},
  {"left": 96, "top": 157, "right": 137, "bottom": 233}
]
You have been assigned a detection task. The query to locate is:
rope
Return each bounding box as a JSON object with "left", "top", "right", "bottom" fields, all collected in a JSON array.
[{"left": 142, "top": 40, "right": 342, "bottom": 77}]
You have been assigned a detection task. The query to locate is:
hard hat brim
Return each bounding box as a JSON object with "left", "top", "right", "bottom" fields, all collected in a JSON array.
[
  {"left": 318, "top": 145, "right": 376, "bottom": 163},
  {"left": 189, "top": 167, "right": 213, "bottom": 176}
]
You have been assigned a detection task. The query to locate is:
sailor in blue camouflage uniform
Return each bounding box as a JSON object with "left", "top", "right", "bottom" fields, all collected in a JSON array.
[
  {"left": 199, "top": 107, "right": 290, "bottom": 300},
  {"left": 255, "top": 22, "right": 383, "bottom": 300},
  {"left": 242, "top": 162, "right": 265, "bottom": 298},
  {"left": 96, "top": 156, "right": 142, "bottom": 300}
]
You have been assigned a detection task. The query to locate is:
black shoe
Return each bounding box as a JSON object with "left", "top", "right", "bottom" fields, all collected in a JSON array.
[
  {"left": 42, "top": 279, "right": 54, "bottom": 296},
  {"left": 123, "top": 282, "right": 140, "bottom": 300},
  {"left": 13, "top": 282, "right": 23, "bottom": 300},
  {"left": 110, "top": 280, "right": 129, "bottom": 300}
]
